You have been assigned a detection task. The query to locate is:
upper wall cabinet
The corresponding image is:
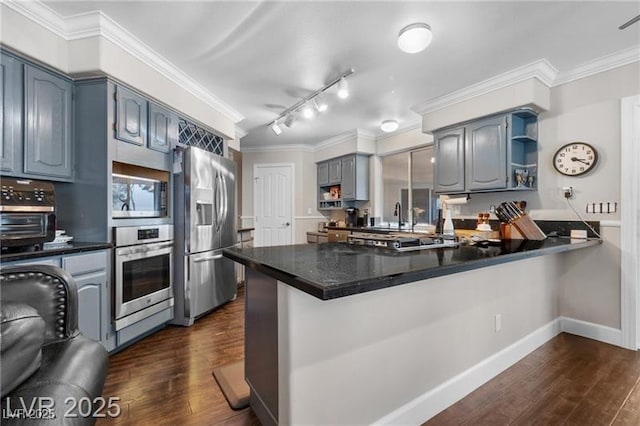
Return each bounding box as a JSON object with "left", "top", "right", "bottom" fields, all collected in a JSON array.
[
  {"left": 317, "top": 154, "right": 369, "bottom": 210},
  {"left": 149, "top": 102, "right": 179, "bottom": 153},
  {"left": 1, "top": 51, "right": 74, "bottom": 181},
  {"left": 433, "top": 109, "right": 538, "bottom": 194},
  {"left": 0, "top": 53, "right": 22, "bottom": 174},
  {"left": 115, "top": 86, "right": 148, "bottom": 146},
  {"left": 24, "top": 65, "right": 73, "bottom": 179}
]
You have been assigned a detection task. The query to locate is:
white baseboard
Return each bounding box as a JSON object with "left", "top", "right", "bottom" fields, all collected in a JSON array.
[
  {"left": 559, "top": 316, "right": 623, "bottom": 347},
  {"left": 375, "top": 318, "right": 562, "bottom": 425},
  {"left": 375, "top": 316, "right": 624, "bottom": 425}
]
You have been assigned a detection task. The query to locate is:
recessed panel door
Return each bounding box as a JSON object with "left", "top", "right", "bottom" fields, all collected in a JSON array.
[
  {"left": 254, "top": 164, "right": 293, "bottom": 247},
  {"left": 466, "top": 115, "right": 507, "bottom": 191},
  {"left": 434, "top": 127, "right": 465, "bottom": 193}
]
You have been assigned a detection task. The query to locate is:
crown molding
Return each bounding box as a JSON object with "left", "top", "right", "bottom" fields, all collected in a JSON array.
[
  {"left": 234, "top": 126, "right": 248, "bottom": 139},
  {"left": 313, "top": 129, "right": 359, "bottom": 151},
  {"left": 3, "top": 0, "right": 245, "bottom": 124},
  {"left": 554, "top": 45, "right": 640, "bottom": 86},
  {"left": 411, "top": 59, "right": 558, "bottom": 116},
  {"left": 241, "top": 143, "right": 315, "bottom": 153}
]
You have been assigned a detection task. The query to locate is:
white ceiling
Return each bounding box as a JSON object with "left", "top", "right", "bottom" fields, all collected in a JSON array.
[{"left": 43, "top": 1, "right": 640, "bottom": 148}]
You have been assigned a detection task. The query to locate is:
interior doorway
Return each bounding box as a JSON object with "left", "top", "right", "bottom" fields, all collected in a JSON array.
[{"left": 253, "top": 163, "right": 294, "bottom": 247}]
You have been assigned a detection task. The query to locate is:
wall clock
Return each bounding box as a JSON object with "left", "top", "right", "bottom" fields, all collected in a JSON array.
[{"left": 552, "top": 142, "right": 598, "bottom": 176}]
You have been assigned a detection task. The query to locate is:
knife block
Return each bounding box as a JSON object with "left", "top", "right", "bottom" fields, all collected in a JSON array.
[{"left": 500, "top": 215, "right": 546, "bottom": 240}]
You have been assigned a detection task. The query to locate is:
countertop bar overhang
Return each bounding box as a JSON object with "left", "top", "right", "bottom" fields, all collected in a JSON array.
[{"left": 223, "top": 237, "right": 601, "bottom": 300}]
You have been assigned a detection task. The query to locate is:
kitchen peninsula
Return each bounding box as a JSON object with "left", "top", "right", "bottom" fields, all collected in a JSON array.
[{"left": 224, "top": 238, "right": 600, "bottom": 425}]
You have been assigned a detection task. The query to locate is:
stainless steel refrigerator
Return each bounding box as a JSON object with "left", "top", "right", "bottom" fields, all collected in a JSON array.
[{"left": 172, "top": 146, "right": 237, "bottom": 326}]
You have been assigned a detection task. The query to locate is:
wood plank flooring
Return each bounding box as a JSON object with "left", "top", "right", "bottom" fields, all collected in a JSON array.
[
  {"left": 97, "top": 287, "right": 640, "bottom": 425},
  {"left": 96, "top": 286, "right": 258, "bottom": 425},
  {"left": 426, "top": 333, "right": 640, "bottom": 425}
]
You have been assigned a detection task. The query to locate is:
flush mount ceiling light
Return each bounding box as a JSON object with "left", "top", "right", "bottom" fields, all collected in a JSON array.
[
  {"left": 267, "top": 68, "right": 354, "bottom": 135},
  {"left": 397, "top": 23, "right": 432, "bottom": 54},
  {"left": 380, "top": 120, "right": 399, "bottom": 133}
]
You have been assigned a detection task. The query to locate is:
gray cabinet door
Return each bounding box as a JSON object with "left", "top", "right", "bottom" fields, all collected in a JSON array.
[
  {"left": 24, "top": 65, "right": 73, "bottom": 179},
  {"left": 317, "top": 162, "right": 329, "bottom": 186},
  {"left": 465, "top": 115, "right": 507, "bottom": 191},
  {"left": 434, "top": 127, "right": 465, "bottom": 193},
  {"left": 148, "top": 102, "right": 178, "bottom": 153},
  {"left": 328, "top": 159, "right": 341, "bottom": 184},
  {"left": 0, "top": 53, "right": 22, "bottom": 174},
  {"left": 341, "top": 155, "right": 355, "bottom": 199},
  {"left": 115, "top": 86, "right": 147, "bottom": 146},
  {"left": 74, "top": 271, "right": 106, "bottom": 344}
]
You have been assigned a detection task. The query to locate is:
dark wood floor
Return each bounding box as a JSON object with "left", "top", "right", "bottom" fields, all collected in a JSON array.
[
  {"left": 98, "top": 286, "right": 640, "bottom": 425},
  {"left": 426, "top": 333, "right": 640, "bottom": 425},
  {"left": 97, "top": 286, "right": 258, "bottom": 425}
]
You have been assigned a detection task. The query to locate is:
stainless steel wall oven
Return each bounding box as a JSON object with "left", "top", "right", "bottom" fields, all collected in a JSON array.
[{"left": 113, "top": 224, "right": 174, "bottom": 330}]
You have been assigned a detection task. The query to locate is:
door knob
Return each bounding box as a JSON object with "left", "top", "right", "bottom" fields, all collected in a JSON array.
[{"left": 284, "top": 222, "right": 290, "bottom": 226}]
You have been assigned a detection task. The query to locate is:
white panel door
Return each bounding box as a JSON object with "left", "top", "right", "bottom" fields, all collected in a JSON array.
[{"left": 254, "top": 163, "right": 294, "bottom": 247}]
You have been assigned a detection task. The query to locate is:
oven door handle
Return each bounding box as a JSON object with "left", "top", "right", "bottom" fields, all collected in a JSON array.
[
  {"left": 115, "top": 241, "right": 173, "bottom": 256},
  {"left": 193, "top": 253, "right": 223, "bottom": 263}
]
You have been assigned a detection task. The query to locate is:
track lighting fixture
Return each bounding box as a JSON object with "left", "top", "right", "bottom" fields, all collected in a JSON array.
[{"left": 266, "top": 68, "right": 354, "bottom": 135}]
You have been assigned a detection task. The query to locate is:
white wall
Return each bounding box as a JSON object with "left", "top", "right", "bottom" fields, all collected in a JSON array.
[{"left": 278, "top": 253, "right": 561, "bottom": 424}]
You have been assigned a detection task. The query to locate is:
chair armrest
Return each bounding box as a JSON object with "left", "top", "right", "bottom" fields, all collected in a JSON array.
[{"left": 1, "top": 265, "right": 79, "bottom": 344}]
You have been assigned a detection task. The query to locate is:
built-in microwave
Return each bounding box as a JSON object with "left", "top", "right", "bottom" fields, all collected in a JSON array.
[{"left": 112, "top": 173, "right": 168, "bottom": 218}]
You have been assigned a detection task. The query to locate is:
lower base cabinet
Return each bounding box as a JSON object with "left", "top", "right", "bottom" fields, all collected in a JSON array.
[{"left": 4, "top": 249, "right": 115, "bottom": 352}]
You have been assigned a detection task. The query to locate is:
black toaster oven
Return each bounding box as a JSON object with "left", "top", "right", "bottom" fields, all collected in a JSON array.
[{"left": 0, "top": 177, "right": 56, "bottom": 248}]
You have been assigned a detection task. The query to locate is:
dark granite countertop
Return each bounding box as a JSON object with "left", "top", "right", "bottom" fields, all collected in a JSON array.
[
  {"left": 224, "top": 238, "right": 601, "bottom": 300},
  {"left": 1, "top": 242, "right": 113, "bottom": 262}
]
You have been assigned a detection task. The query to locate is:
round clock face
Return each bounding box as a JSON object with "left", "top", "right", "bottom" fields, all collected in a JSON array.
[{"left": 553, "top": 142, "right": 598, "bottom": 176}]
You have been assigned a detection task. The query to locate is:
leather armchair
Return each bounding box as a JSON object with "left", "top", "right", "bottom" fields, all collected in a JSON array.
[{"left": 1, "top": 264, "right": 109, "bottom": 425}]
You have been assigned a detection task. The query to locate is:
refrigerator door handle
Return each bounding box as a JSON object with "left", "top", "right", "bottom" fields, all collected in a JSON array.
[
  {"left": 194, "top": 254, "right": 224, "bottom": 263},
  {"left": 220, "top": 174, "right": 229, "bottom": 228}
]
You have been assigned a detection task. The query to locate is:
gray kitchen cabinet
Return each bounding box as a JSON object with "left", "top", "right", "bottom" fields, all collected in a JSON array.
[
  {"left": 317, "top": 154, "right": 369, "bottom": 209},
  {"left": 434, "top": 109, "right": 537, "bottom": 194},
  {"left": 4, "top": 249, "right": 115, "bottom": 352},
  {"left": 434, "top": 127, "right": 466, "bottom": 193},
  {"left": 317, "top": 162, "right": 329, "bottom": 186},
  {"left": 148, "top": 102, "right": 179, "bottom": 153},
  {"left": 465, "top": 115, "right": 507, "bottom": 191},
  {"left": 340, "top": 154, "right": 369, "bottom": 201},
  {"left": 328, "top": 159, "right": 342, "bottom": 184},
  {"left": 24, "top": 65, "right": 74, "bottom": 179},
  {"left": 0, "top": 52, "right": 22, "bottom": 174},
  {"left": 62, "top": 250, "right": 114, "bottom": 352},
  {"left": 115, "top": 85, "right": 148, "bottom": 146}
]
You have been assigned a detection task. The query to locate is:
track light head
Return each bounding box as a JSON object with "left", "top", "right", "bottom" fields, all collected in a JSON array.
[
  {"left": 337, "top": 77, "right": 349, "bottom": 99},
  {"left": 271, "top": 121, "right": 282, "bottom": 135},
  {"left": 284, "top": 114, "right": 295, "bottom": 128},
  {"left": 302, "top": 101, "right": 315, "bottom": 119},
  {"left": 314, "top": 98, "right": 328, "bottom": 112}
]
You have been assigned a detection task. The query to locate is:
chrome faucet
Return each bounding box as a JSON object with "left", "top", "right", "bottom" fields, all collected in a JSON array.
[{"left": 394, "top": 202, "right": 403, "bottom": 231}]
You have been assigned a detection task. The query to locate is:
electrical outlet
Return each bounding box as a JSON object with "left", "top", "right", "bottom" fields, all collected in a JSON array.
[
  {"left": 495, "top": 314, "right": 502, "bottom": 332},
  {"left": 563, "top": 186, "right": 573, "bottom": 199}
]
